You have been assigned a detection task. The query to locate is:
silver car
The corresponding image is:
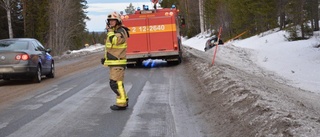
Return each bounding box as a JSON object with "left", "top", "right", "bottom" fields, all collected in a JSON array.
[{"left": 0, "top": 38, "right": 55, "bottom": 83}]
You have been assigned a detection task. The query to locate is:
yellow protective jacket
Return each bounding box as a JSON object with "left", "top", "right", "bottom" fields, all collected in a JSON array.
[{"left": 104, "top": 25, "right": 130, "bottom": 66}]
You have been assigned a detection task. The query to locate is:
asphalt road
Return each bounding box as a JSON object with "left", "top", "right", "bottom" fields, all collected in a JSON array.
[
  {"left": 0, "top": 52, "right": 203, "bottom": 137},
  {"left": 3, "top": 47, "right": 320, "bottom": 137}
]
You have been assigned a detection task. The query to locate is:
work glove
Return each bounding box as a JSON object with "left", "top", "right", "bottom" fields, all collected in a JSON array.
[{"left": 101, "top": 58, "right": 105, "bottom": 65}]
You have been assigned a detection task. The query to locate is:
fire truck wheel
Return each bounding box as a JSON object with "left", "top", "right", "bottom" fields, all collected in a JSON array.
[{"left": 136, "top": 60, "right": 143, "bottom": 66}]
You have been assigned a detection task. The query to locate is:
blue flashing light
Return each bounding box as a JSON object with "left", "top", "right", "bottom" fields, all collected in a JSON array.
[{"left": 144, "top": 5, "right": 149, "bottom": 10}]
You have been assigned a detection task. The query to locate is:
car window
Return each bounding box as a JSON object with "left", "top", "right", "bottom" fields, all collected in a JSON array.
[
  {"left": 35, "top": 40, "right": 45, "bottom": 47},
  {"left": 32, "top": 41, "right": 45, "bottom": 51},
  {"left": 30, "top": 42, "right": 38, "bottom": 51},
  {"left": 35, "top": 40, "right": 46, "bottom": 50},
  {"left": 0, "top": 40, "right": 28, "bottom": 50}
]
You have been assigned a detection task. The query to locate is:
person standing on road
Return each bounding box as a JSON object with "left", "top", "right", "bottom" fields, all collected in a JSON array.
[{"left": 101, "top": 12, "right": 130, "bottom": 110}]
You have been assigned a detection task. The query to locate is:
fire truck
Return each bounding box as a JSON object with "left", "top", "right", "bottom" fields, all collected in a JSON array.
[{"left": 121, "top": 5, "right": 183, "bottom": 66}]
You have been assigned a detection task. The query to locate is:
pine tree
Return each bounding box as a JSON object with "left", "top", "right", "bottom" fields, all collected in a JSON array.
[
  {"left": 69, "top": 0, "right": 89, "bottom": 50},
  {"left": 285, "top": 0, "right": 311, "bottom": 40},
  {"left": 125, "top": 3, "right": 135, "bottom": 14}
]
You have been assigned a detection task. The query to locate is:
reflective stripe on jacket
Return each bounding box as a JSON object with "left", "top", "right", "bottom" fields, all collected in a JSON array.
[{"left": 104, "top": 26, "right": 129, "bottom": 66}]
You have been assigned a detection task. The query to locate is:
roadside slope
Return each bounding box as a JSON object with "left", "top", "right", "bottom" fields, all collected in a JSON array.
[{"left": 182, "top": 45, "right": 320, "bottom": 137}]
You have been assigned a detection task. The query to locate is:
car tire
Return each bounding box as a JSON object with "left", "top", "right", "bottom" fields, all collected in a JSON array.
[
  {"left": 167, "top": 56, "right": 182, "bottom": 66},
  {"left": 136, "top": 60, "right": 143, "bottom": 67},
  {"left": 46, "top": 63, "right": 55, "bottom": 78},
  {"left": 3, "top": 77, "right": 10, "bottom": 81},
  {"left": 33, "top": 65, "right": 42, "bottom": 83},
  {"left": 176, "top": 56, "right": 182, "bottom": 64}
]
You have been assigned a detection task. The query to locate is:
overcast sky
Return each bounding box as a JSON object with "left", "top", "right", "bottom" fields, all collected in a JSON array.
[{"left": 85, "top": 0, "right": 153, "bottom": 32}]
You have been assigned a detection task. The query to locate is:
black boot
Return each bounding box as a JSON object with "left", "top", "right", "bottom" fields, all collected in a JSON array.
[{"left": 110, "top": 105, "right": 126, "bottom": 110}]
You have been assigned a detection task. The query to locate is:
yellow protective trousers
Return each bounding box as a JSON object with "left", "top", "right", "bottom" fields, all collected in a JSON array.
[
  {"left": 109, "top": 66, "right": 128, "bottom": 107},
  {"left": 115, "top": 81, "right": 128, "bottom": 107},
  {"left": 110, "top": 80, "right": 128, "bottom": 107}
]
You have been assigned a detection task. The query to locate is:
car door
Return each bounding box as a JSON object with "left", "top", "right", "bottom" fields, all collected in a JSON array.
[
  {"left": 36, "top": 40, "right": 53, "bottom": 73},
  {"left": 31, "top": 40, "right": 49, "bottom": 73}
]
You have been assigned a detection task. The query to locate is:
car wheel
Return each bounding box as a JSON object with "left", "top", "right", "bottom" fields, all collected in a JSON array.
[
  {"left": 46, "top": 63, "right": 55, "bottom": 78},
  {"left": 33, "top": 65, "right": 42, "bottom": 83},
  {"left": 3, "top": 78, "right": 10, "bottom": 81}
]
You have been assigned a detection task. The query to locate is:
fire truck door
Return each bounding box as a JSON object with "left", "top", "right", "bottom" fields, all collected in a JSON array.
[
  {"left": 126, "top": 18, "right": 149, "bottom": 54},
  {"left": 148, "top": 16, "right": 176, "bottom": 52}
]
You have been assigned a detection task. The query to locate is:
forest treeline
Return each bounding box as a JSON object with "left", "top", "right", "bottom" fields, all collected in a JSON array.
[
  {"left": 1, "top": 0, "right": 319, "bottom": 55},
  {"left": 0, "top": 0, "right": 93, "bottom": 56},
  {"left": 162, "top": 0, "right": 319, "bottom": 41}
]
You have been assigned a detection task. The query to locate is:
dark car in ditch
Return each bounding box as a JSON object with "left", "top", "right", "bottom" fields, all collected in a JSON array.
[
  {"left": 0, "top": 38, "right": 55, "bottom": 83},
  {"left": 204, "top": 36, "right": 224, "bottom": 51}
]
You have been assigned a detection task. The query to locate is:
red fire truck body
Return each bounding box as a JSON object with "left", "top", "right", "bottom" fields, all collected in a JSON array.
[{"left": 122, "top": 7, "right": 182, "bottom": 65}]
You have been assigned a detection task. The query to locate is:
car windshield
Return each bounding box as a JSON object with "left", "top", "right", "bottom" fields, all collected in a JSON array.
[{"left": 0, "top": 40, "right": 28, "bottom": 50}]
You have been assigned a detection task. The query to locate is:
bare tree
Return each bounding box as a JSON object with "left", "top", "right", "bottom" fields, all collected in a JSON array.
[
  {"left": 0, "top": 0, "right": 14, "bottom": 38},
  {"left": 21, "top": 0, "right": 26, "bottom": 35},
  {"left": 180, "top": 0, "right": 200, "bottom": 36},
  {"left": 49, "top": 0, "right": 72, "bottom": 55},
  {"left": 48, "top": 0, "right": 87, "bottom": 55},
  {"left": 199, "top": 0, "right": 204, "bottom": 33},
  {"left": 215, "top": 1, "right": 232, "bottom": 38}
]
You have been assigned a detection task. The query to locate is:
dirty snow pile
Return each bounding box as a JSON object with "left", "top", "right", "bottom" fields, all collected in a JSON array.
[
  {"left": 181, "top": 30, "right": 320, "bottom": 136},
  {"left": 54, "top": 44, "right": 104, "bottom": 60}
]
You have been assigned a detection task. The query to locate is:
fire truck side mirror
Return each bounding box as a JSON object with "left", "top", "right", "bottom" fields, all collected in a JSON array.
[{"left": 180, "top": 18, "right": 186, "bottom": 27}]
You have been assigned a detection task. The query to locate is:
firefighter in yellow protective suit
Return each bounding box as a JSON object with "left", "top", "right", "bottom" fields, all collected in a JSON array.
[{"left": 101, "top": 12, "right": 130, "bottom": 110}]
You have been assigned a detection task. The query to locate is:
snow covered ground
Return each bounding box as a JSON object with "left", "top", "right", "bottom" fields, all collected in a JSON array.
[{"left": 183, "top": 30, "right": 320, "bottom": 94}]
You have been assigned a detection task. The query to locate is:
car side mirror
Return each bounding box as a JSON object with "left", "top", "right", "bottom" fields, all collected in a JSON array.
[
  {"left": 178, "top": 15, "right": 186, "bottom": 28},
  {"left": 46, "top": 48, "right": 52, "bottom": 53}
]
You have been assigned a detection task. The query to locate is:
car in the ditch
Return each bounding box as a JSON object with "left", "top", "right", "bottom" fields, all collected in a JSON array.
[
  {"left": 204, "top": 36, "right": 224, "bottom": 51},
  {"left": 0, "top": 38, "right": 55, "bottom": 83}
]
